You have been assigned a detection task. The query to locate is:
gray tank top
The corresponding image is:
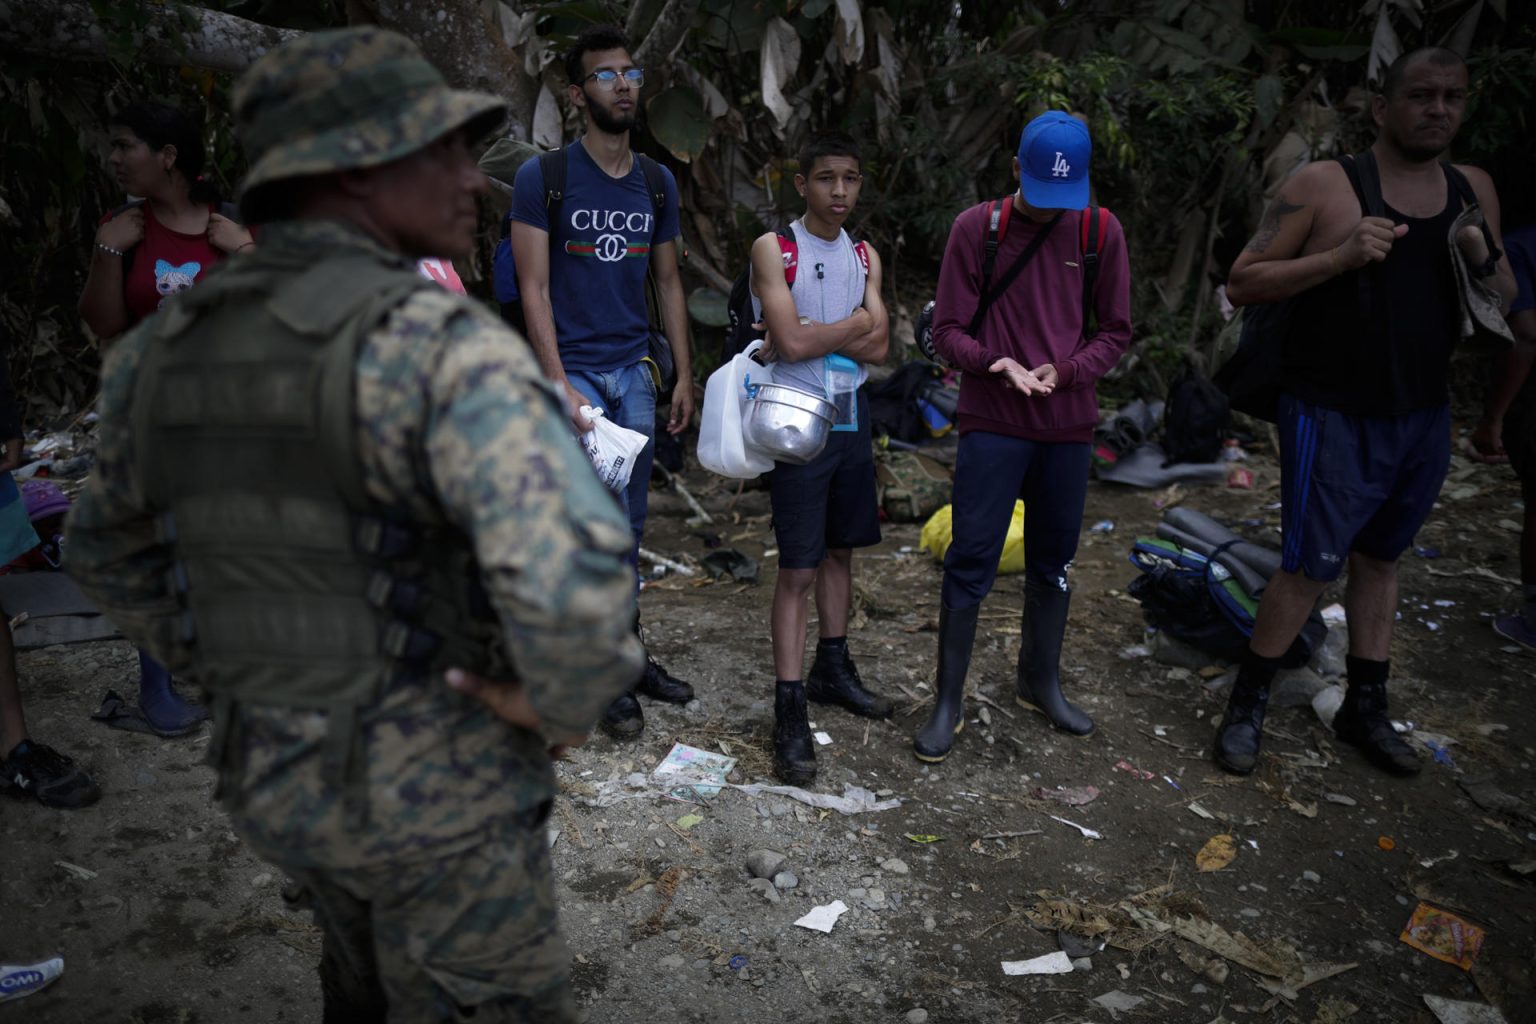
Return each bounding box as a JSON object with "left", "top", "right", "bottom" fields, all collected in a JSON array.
[{"left": 750, "top": 219, "right": 869, "bottom": 396}]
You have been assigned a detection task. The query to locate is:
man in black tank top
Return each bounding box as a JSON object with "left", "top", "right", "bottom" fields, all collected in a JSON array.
[{"left": 1213, "top": 48, "right": 1517, "bottom": 779}]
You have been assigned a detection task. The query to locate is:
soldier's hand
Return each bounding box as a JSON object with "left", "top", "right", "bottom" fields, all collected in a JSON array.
[
  {"left": 1337, "top": 216, "right": 1408, "bottom": 269},
  {"left": 564, "top": 383, "right": 595, "bottom": 434},
  {"left": 97, "top": 207, "right": 145, "bottom": 252},
  {"left": 445, "top": 668, "right": 542, "bottom": 731}
]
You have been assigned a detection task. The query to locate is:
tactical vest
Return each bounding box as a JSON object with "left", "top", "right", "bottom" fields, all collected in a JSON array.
[{"left": 132, "top": 244, "right": 511, "bottom": 818}]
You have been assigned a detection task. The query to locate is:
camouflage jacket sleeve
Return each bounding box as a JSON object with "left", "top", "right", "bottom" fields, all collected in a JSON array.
[
  {"left": 63, "top": 329, "right": 187, "bottom": 669},
  {"left": 355, "top": 290, "right": 642, "bottom": 738}
]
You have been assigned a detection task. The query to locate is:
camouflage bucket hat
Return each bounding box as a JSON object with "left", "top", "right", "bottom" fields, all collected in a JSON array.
[{"left": 234, "top": 27, "right": 506, "bottom": 199}]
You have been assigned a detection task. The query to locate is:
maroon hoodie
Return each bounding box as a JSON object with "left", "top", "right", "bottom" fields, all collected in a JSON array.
[{"left": 933, "top": 201, "right": 1132, "bottom": 443}]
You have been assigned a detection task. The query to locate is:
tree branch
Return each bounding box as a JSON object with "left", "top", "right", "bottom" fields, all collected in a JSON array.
[
  {"left": 0, "top": 0, "right": 299, "bottom": 73},
  {"left": 632, "top": 0, "right": 702, "bottom": 70}
]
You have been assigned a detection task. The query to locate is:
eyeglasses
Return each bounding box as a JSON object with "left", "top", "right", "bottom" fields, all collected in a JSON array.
[{"left": 583, "top": 68, "right": 645, "bottom": 89}]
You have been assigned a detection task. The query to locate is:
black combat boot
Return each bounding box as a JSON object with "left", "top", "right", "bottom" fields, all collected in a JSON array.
[
  {"left": 599, "top": 691, "right": 644, "bottom": 739},
  {"left": 773, "top": 681, "right": 817, "bottom": 785},
  {"left": 637, "top": 657, "right": 695, "bottom": 704},
  {"left": 806, "top": 637, "right": 894, "bottom": 719},
  {"left": 1212, "top": 651, "right": 1278, "bottom": 775},
  {"left": 913, "top": 604, "right": 978, "bottom": 763},
  {"left": 633, "top": 612, "right": 694, "bottom": 704},
  {"left": 1334, "top": 656, "right": 1420, "bottom": 776},
  {"left": 1016, "top": 579, "right": 1094, "bottom": 736}
]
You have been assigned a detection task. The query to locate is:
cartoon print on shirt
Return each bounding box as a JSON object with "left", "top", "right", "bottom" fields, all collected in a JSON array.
[{"left": 154, "top": 259, "right": 202, "bottom": 307}]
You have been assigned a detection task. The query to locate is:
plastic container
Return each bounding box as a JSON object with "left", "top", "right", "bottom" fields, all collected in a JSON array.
[
  {"left": 823, "top": 353, "right": 860, "bottom": 432},
  {"left": 697, "top": 340, "right": 775, "bottom": 479}
]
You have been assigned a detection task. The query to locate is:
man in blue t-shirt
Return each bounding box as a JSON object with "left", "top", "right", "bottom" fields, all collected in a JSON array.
[{"left": 511, "top": 25, "right": 695, "bottom": 739}]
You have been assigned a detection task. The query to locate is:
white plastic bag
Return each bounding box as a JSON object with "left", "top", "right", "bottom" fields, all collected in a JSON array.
[
  {"left": 698, "top": 340, "right": 775, "bottom": 479},
  {"left": 577, "top": 405, "right": 650, "bottom": 493}
]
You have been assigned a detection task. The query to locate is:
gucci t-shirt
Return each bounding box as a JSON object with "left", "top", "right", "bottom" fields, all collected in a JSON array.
[{"left": 510, "top": 142, "right": 679, "bottom": 372}]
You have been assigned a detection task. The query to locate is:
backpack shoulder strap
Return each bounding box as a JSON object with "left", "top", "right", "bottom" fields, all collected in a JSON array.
[
  {"left": 538, "top": 148, "right": 567, "bottom": 232},
  {"left": 979, "top": 198, "right": 1011, "bottom": 295},
  {"left": 778, "top": 223, "right": 799, "bottom": 287},
  {"left": 636, "top": 153, "right": 668, "bottom": 220},
  {"left": 852, "top": 239, "right": 870, "bottom": 273},
  {"left": 1340, "top": 151, "right": 1386, "bottom": 219},
  {"left": 1079, "top": 205, "right": 1104, "bottom": 332}
]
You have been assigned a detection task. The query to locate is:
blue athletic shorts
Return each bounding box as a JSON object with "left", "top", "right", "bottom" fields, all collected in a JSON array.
[
  {"left": 768, "top": 393, "right": 881, "bottom": 570},
  {"left": 1277, "top": 394, "right": 1450, "bottom": 581}
]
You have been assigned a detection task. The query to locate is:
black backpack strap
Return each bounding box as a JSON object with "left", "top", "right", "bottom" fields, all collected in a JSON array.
[
  {"left": 538, "top": 148, "right": 567, "bottom": 236},
  {"left": 1338, "top": 153, "right": 1383, "bottom": 329},
  {"left": 779, "top": 222, "right": 799, "bottom": 287},
  {"left": 635, "top": 154, "right": 669, "bottom": 237},
  {"left": 1080, "top": 206, "right": 1101, "bottom": 334},
  {"left": 968, "top": 211, "right": 1064, "bottom": 338}
]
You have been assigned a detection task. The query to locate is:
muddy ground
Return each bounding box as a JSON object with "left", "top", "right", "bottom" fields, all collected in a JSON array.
[{"left": 2, "top": 435, "right": 1533, "bottom": 1024}]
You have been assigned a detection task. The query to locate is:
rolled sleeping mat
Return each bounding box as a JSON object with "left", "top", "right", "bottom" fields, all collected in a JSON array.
[
  {"left": 1154, "top": 523, "right": 1271, "bottom": 597},
  {"left": 1162, "top": 506, "right": 1282, "bottom": 579}
]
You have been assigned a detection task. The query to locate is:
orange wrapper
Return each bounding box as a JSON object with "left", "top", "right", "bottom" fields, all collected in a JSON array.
[{"left": 1398, "top": 902, "right": 1486, "bottom": 970}]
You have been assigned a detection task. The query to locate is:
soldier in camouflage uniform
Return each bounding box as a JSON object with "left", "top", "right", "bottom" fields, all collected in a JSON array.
[{"left": 64, "top": 27, "right": 641, "bottom": 1023}]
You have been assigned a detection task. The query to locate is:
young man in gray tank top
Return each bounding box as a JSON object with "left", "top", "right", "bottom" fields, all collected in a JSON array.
[{"left": 748, "top": 134, "right": 893, "bottom": 785}]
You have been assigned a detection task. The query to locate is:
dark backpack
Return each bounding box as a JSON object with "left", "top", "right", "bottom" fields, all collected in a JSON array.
[
  {"left": 721, "top": 223, "right": 872, "bottom": 362},
  {"left": 1127, "top": 537, "right": 1324, "bottom": 667},
  {"left": 495, "top": 147, "right": 683, "bottom": 400},
  {"left": 916, "top": 201, "right": 1110, "bottom": 365},
  {"left": 865, "top": 361, "right": 943, "bottom": 444},
  {"left": 1162, "top": 358, "right": 1229, "bottom": 465}
]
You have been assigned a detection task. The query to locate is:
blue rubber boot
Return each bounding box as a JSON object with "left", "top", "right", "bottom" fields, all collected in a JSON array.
[{"left": 137, "top": 650, "right": 208, "bottom": 737}]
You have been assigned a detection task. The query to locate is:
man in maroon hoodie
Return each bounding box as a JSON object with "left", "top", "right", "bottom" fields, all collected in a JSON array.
[{"left": 915, "top": 111, "right": 1132, "bottom": 762}]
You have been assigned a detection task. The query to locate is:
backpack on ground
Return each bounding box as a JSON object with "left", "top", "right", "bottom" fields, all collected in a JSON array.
[
  {"left": 490, "top": 146, "right": 683, "bottom": 401},
  {"left": 721, "top": 224, "right": 872, "bottom": 363},
  {"left": 916, "top": 201, "right": 1110, "bottom": 366},
  {"left": 1161, "top": 357, "right": 1229, "bottom": 465},
  {"left": 865, "top": 361, "right": 942, "bottom": 444}
]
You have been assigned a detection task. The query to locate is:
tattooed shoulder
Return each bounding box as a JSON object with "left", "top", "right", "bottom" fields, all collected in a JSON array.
[{"left": 1244, "top": 193, "right": 1305, "bottom": 254}]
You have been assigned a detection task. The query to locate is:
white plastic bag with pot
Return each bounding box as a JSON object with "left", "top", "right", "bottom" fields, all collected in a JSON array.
[
  {"left": 698, "top": 339, "right": 775, "bottom": 479},
  {"left": 577, "top": 405, "right": 650, "bottom": 493}
]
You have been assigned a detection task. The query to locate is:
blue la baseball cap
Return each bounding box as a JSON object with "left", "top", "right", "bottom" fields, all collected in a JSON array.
[{"left": 1018, "top": 111, "right": 1091, "bottom": 210}]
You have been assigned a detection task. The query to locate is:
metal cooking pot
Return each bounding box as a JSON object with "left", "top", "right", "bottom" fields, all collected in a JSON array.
[{"left": 742, "top": 383, "right": 835, "bottom": 465}]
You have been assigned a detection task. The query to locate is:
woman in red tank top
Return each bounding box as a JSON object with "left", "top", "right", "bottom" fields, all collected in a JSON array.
[
  {"left": 78, "top": 101, "right": 253, "bottom": 341},
  {"left": 77, "top": 101, "right": 241, "bottom": 737}
]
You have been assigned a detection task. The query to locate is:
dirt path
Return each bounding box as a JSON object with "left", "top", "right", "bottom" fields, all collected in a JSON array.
[{"left": 2, "top": 447, "right": 1532, "bottom": 1024}]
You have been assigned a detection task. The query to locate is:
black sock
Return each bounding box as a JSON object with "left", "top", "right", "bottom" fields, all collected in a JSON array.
[
  {"left": 1235, "top": 649, "right": 1282, "bottom": 693},
  {"left": 776, "top": 679, "right": 804, "bottom": 693},
  {"left": 818, "top": 636, "right": 847, "bottom": 651},
  {"left": 1345, "top": 655, "right": 1389, "bottom": 689}
]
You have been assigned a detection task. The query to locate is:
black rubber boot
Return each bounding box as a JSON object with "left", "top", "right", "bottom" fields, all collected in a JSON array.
[
  {"left": 807, "top": 637, "right": 893, "bottom": 719},
  {"left": 598, "top": 691, "right": 644, "bottom": 739},
  {"left": 637, "top": 657, "right": 695, "bottom": 704},
  {"left": 1213, "top": 652, "right": 1277, "bottom": 775},
  {"left": 1334, "top": 657, "right": 1420, "bottom": 776},
  {"left": 773, "top": 681, "right": 817, "bottom": 785},
  {"left": 1016, "top": 579, "right": 1094, "bottom": 736},
  {"left": 914, "top": 604, "right": 978, "bottom": 763}
]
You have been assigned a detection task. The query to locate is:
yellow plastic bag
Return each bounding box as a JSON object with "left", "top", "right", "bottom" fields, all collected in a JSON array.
[{"left": 919, "top": 501, "right": 1026, "bottom": 574}]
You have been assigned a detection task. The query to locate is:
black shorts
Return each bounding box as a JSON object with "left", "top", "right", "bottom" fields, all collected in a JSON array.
[
  {"left": 1277, "top": 394, "right": 1450, "bottom": 581},
  {"left": 768, "top": 394, "right": 881, "bottom": 570}
]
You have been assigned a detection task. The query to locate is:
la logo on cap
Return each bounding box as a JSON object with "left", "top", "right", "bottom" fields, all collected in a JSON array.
[{"left": 1051, "top": 152, "right": 1071, "bottom": 178}]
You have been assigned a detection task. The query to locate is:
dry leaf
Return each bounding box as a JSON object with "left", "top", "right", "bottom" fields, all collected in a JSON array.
[{"left": 1196, "top": 834, "right": 1238, "bottom": 872}]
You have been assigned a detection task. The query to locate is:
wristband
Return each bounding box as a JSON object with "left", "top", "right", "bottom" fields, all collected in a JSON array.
[{"left": 96, "top": 242, "right": 125, "bottom": 258}]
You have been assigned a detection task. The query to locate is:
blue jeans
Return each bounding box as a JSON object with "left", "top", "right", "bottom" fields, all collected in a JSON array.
[
  {"left": 941, "top": 432, "right": 1091, "bottom": 608},
  {"left": 568, "top": 361, "right": 656, "bottom": 568}
]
